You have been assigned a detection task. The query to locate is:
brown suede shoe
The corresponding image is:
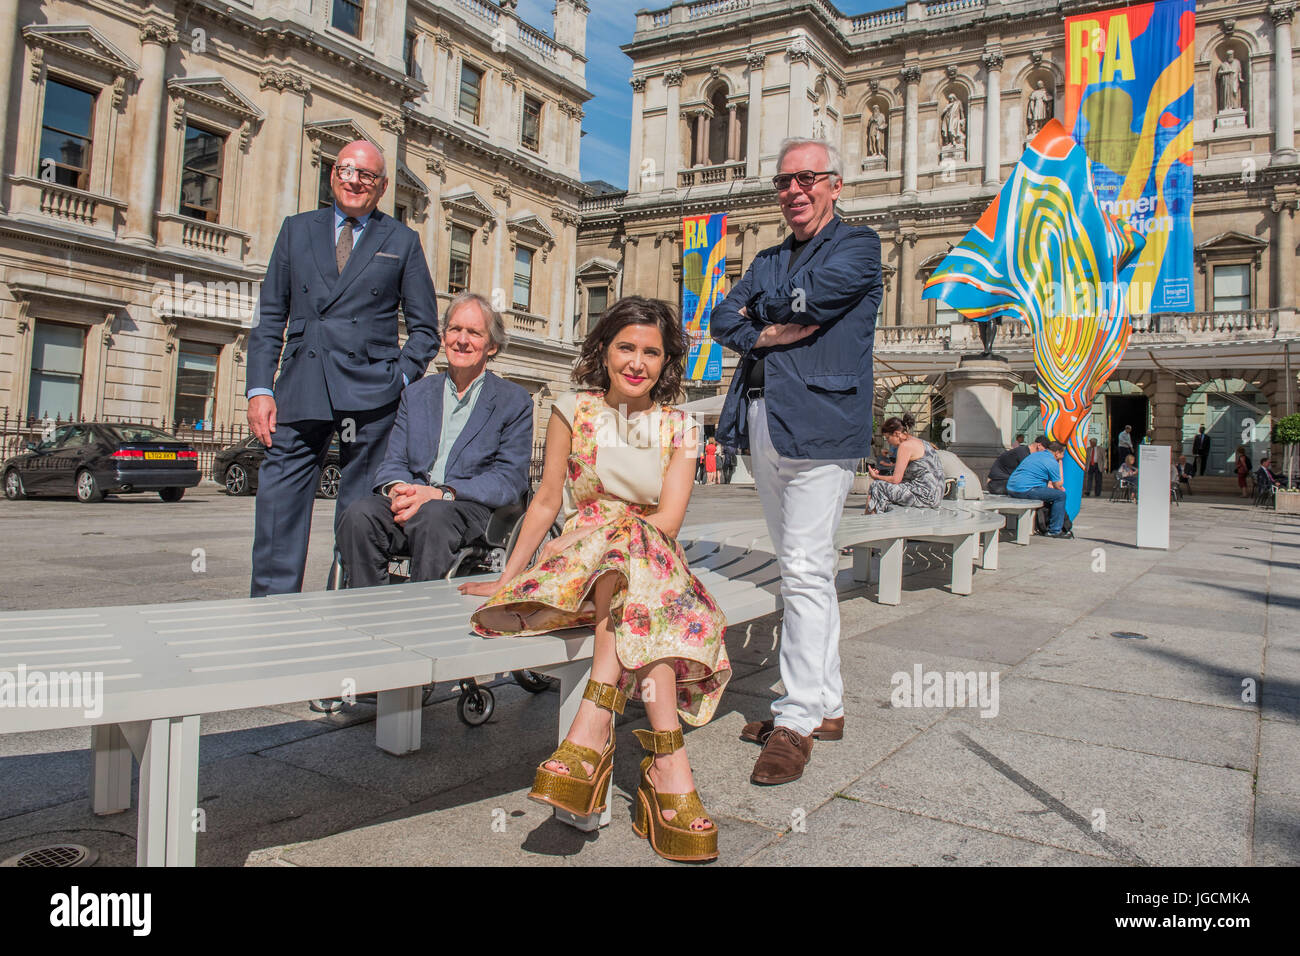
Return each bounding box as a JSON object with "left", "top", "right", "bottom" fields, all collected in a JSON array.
[
  {"left": 740, "top": 715, "right": 844, "bottom": 746},
  {"left": 750, "top": 726, "right": 813, "bottom": 786}
]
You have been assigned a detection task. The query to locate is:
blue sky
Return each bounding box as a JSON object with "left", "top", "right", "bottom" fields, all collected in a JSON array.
[{"left": 513, "top": 0, "right": 897, "bottom": 189}]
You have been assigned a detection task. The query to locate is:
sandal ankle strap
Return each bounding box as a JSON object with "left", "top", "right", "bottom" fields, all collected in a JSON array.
[
  {"left": 583, "top": 679, "right": 627, "bottom": 715},
  {"left": 633, "top": 727, "right": 685, "bottom": 754}
]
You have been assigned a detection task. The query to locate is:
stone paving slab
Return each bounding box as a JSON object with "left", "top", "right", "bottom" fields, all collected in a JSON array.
[
  {"left": 950, "top": 676, "right": 1259, "bottom": 770},
  {"left": 1252, "top": 792, "right": 1300, "bottom": 866},
  {"left": 743, "top": 797, "right": 1120, "bottom": 867},
  {"left": 844, "top": 719, "right": 1254, "bottom": 866}
]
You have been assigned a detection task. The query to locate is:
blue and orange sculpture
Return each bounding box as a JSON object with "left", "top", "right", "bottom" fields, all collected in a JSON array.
[{"left": 922, "top": 119, "right": 1145, "bottom": 519}]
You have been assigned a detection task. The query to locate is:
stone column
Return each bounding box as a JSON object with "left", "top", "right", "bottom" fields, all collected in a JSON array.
[
  {"left": 664, "top": 69, "right": 683, "bottom": 192},
  {"left": 425, "top": 158, "right": 445, "bottom": 281},
  {"left": 564, "top": 225, "right": 577, "bottom": 341},
  {"left": 944, "top": 356, "right": 1020, "bottom": 477},
  {"left": 260, "top": 69, "right": 311, "bottom": 249},
  {"left": 1273, "top": 5, "right": 1297, "bottom": 160},
  {"left": 788, "top": 40, "right": 813, "bottom": 139},
  {"left": 492, "top": 187, "right": 508, "bottom": 320},
  {"left": 901, "top": 65, "right": 921, "bottom": 198},
  {"left": 1274, "top": 195, "right": 1299, "bottom": 330},
  {"left": 432, "top": 31, "right": 451, "bottom": 114},
  {"left": 123, "top": 19, "right": 177, "bottom": 245},
  {"left": 745, "top": 52, "right": 764, "bottom": 179},
  {"left": 378, "top": 114, "right": 403, "bottom": 217},
  {"left": 1150, "top": 370, "right": 1180, "bottom": 446},
  {"left": 628, "top": 77, "right": 646, "bottom": 193},
  {"left": 727, "top": 103, "right": 739, "bottom": 162},
  {"left": 982, "top": 50, "right": 1004, "bottom": 186},
  {"left": 897, "top": 231, "right": 917, "bottom": 326},
  {"left": 692, "top": 110, "right": 709, "bottom": 166},
  {"left": 0, "top": 0, "right": 19, "bottom": 211}
]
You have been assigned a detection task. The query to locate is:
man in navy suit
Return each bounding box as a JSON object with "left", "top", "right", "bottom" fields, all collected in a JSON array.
[
  {"left": 335, "top": 293, "right": 533, "bottom": 585},
  {"left": 246, "top": 139, "right": 440, "bottom": 596},
  {"left": 712, "top": 137, "right": 883, "bottom": 786}
]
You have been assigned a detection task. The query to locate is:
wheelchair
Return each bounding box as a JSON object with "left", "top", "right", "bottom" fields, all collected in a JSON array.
[{"left": 314, "top": 493, "right": 563, "bottom": 725}]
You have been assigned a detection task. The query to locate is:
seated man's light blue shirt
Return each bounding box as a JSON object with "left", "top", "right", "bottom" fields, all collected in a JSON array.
[
  {"left": 428, "top": 371, "right": 487, "bottom": 487},
  {"left": 1007, "top": 450, "right": 1062, "bottom": 494},
  {"left": 247, "top": 206, "right": 402, "bottom": 400}
]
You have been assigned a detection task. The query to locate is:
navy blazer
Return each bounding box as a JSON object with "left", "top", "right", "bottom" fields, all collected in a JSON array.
[
  {"left": 372, "top": 370, "right": 533, "bottom": 510},
  {"left": 712, "top": 216, "right": 883, "bottom": 460},
  {"left": 247, "top": 207, "right": 441, "bottom": 421}
]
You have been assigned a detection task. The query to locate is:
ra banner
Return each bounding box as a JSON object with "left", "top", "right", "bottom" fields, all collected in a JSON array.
[
  {"left": 921, "top": 120, "right": 1145, "bottom": 522},
  {"left": 1064, "top": 0, "right": 1194, "bottom": 314},
  {"left": 681, "top": 213, "right": 725, "bottom": 382}
]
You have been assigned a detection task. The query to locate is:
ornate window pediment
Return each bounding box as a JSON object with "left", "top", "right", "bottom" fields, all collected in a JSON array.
[
  {"left": 1194, "top": 231, "right": 1267, "bottom": 271},
  {"left": 394, "top": 160, "right": 428, "bottom": 220},
  {"left": 507, "top": 211, "right": 556, "bottom": 248},
  {"left": 167, "top": 76, "right": 264, "bottom": 125},
  {"left": 578, "top": 257, "right": 619, "bottom": 277},
  {"left": 441, "top": 186, "right": 496, "bottom": 242},
  {"left": 23, "top": 24, "right": 139, "bottom": 78}
]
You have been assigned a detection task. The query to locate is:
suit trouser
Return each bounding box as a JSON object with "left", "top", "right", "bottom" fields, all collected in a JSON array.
[
  {"left": 747, "top": 399, "right": 856, "bottom": 737},
  {"left": 250, "top": 400, "right": 399, "bottom": 597},
  {"left": 336, "top": 493, "right": 491, "bottom": 586},
  {"left": 1086, "top": 464, "right": 1103, "bottom": 496},
  {"left": 1195, "top": 453, "right": 1208, "bottom": 476}
]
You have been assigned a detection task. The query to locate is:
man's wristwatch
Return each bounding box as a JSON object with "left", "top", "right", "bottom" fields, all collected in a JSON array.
[{"left": 438, "top": 484, "right": 456, "bottom": 501}]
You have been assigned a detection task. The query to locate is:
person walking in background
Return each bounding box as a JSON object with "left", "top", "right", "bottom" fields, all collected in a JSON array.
[
  {"left": 864, "top": 414, "right": 944, "bottom": 513},
  {"left": 1117, "top": 424, "right": 1134, "bottom": 463},
  {"left": 721, "top": 444, "right": 736, "bottom": 484},
  {"left": 704, "top": 437, "right": 718, "bottom": 484},
  {"left": 712, "top": 136, "right": 884, "bottom": 786},
  {"left": 1192, "top": 426, "right": 1211, "bottom": 476},
  {"left": 1235, "top": 445, "right": 1252, "bottom": 497},
  {"left": 1084, "top": 437, "right": 1103, "bottom": 497},
  {"left": 246, "top": 139, "right": 440, "bottom": 597},
  {"left": 1012, "top": 433, "right": 1025, "bottom": 448}
]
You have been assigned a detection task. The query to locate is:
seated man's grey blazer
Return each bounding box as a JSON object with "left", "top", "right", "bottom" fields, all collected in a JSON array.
[{"left": 373, "top": 370, "right": 533, "bottom": 509}]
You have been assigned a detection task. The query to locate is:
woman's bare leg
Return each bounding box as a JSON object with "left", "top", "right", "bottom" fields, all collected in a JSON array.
[
  {"left": 545, "top": 572, "right": 621, "bottom": 776},
  {"left": 640, "top": 662, "right": 711, "bottom": 831}
]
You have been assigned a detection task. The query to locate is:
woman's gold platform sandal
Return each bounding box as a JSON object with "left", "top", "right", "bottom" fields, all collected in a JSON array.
[
  {"left": 527, "top": 680, "right": 626, "bottom": 816},
  {"left": 631, "top": 728, "right": 719, "bottom": 862}
]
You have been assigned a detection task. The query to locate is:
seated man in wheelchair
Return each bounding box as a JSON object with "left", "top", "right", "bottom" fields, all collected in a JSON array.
[{"left": 335, "top": 291, "right": 534, "bottom": 586}]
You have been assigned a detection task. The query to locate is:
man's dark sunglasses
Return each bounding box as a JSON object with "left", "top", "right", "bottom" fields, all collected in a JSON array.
[{"left": 772, "top": 169, "right": 834, "bottom": 191}]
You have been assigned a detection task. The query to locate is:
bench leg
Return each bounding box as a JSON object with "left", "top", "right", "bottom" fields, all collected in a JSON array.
[
  {"left": 950, "top": 534, "right": 976, "bottom": 595},
  {"left": 536, "top": 658, "right": 611, "bottom": 832},
  {"left": 90, "top": 724, "right": 133, "bottom": 815},
  {"left": 851, "top": 546, "right": 874, "bottom": 583},
  {"left": 980, "top": 528, "right": 1000, "bottom": 571},
  {"left": 1014, "top": 511, "right": 1032, "bottom": 546},
  {"left": 876, "top": 538, "right": 903, "bottom": 606},
  {"left": 376, "top": 687, "right": 423, "bottom": 755},
  {"left": 121, "top": 716, "right": 200, "bottom": 867}
]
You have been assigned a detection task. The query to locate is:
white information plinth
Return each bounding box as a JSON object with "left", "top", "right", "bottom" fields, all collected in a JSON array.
[{"left": 1136, "top": 444, "right": 1171, "bottom": 550}]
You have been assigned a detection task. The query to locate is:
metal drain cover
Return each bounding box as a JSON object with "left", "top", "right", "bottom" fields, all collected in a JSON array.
[
  {"left": 2, "top": 844, "right": 98, "bottom": 867},
  {"left": 1111, "top": 631, "right": 1149, "bottom": 640}
]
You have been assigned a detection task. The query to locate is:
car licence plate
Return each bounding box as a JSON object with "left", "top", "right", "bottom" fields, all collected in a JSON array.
[{"left": 144, "top": 452, "right": 176, "bottom": 460}]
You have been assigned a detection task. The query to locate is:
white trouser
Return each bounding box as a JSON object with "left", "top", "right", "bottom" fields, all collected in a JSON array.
[{"left": 747, "top": 399, "right": 856, "bottom": 736}]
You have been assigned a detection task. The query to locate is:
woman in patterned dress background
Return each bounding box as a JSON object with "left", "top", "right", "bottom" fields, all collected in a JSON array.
[{"left": 459, "top": 297, "right": 730, "bottom": 861}]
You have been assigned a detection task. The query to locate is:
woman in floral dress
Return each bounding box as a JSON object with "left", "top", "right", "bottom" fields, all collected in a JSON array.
[{"left": 459, "top": 296, "right": 730, "bottom": 862}]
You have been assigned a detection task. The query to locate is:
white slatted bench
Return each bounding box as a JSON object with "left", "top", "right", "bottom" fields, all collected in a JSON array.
[{"left": 953, "top": 494, "right": 1045, "bottom": 551}]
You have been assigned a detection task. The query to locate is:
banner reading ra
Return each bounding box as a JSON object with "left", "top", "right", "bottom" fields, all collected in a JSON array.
[
  {"left": 681, "top": 213, "right": 725, "bottom": 382},
  {"left": 1064, "top": 0, "right": 1195, "bottom": 314}
]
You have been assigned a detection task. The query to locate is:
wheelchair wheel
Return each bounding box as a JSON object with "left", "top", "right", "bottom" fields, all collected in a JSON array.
[
  {"left": 457, "top": 683, "right": 495, "bottom": 726},
  {"left": 422, "top": 684, "right": 437, "bottom": 706},
  {"left": 512, "top": 669, "right": 553, "bottom": 694},
  {"left": 309, "top": 698, "right": 346, "bottom": 714}
]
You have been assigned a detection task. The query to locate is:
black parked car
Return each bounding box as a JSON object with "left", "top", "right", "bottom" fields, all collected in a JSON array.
[
  {"left": 2, "top": 422, "right": 202, "bottom": 502},
  {"left": 212, "top": 436, "right": 342, "bottom": 499}
]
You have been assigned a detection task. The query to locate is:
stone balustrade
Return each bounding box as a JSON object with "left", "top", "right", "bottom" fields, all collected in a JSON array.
[
  {"left": 11, "top": 177, "right": 125, "bottom": 237},
  {"left": 156, "top": 212, "right": 249, "bottom": 264},
  {"left": 678, "top": 161, "right": 747, "bottom": 187}
]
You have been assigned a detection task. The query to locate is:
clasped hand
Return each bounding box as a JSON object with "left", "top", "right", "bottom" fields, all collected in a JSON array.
[{"left": 387, "top": 482, "right": 443, "bottom": 526}]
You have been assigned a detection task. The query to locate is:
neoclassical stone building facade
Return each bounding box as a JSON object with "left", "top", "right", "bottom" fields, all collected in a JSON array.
[
  {"left": 577, "top": 0, "right": 1300, "bottom": 475},
  {"left": 0, "top": 0, "right": 592, "bottom": 438}
]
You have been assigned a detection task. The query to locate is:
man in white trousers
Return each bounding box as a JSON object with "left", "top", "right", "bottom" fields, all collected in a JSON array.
[{"left": 711, "top": 138, "right": 884, "bottom": 785}]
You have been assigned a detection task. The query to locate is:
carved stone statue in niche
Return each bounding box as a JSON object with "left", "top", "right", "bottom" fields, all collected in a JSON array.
[
  {"left": 865, "top": 103, "right": 887, "bottom": 157},
  {"left": 1215, "top": 48, "right": 1247, "bottom": 129},
  {"left": 1026, "top": 80, "right": 1054, "bottom": 136},
  {"left": 940, "top": 94, "right": 966, "bottom": 152}
]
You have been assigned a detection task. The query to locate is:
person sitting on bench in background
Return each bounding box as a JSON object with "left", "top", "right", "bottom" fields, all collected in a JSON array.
[
  {"left": 335, "top": 292, "right": 533, "bottom": 585},
  {"left": 1006, "top": 439, "right": 1072, "bottom": 539},
  {"left": 986, "top": 434, "right": 1046, "bottom": 496}
]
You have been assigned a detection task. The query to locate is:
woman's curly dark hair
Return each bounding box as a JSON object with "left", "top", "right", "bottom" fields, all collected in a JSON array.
[
  {"left": 572, "top": 296, "right": 685, "bottom": 404},
  {"left": 881, "top": 413, "right": 916, "bottom": 436}
]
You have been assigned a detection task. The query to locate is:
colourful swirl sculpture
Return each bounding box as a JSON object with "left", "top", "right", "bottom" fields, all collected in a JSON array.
[{"left": 922, "top": 120, "right": 1145, "bottom": 518}]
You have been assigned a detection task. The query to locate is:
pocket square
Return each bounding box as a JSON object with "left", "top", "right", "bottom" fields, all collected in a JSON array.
[{"left": 375, "top": 251, "right": 400, "bottom": 260}]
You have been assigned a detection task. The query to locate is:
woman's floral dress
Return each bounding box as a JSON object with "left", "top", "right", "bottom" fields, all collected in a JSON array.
[{"left": 470, "top": 391, "right": 731, "bottom": 726}]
